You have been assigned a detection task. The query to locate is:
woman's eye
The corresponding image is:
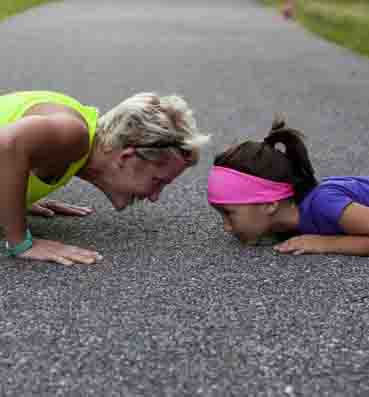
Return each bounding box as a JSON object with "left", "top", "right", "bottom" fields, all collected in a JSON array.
[{"left": 152, "top": 178, "right": 162, "bottom": 187}]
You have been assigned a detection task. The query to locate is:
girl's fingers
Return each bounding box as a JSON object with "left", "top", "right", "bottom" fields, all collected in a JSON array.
[
  {"left": 274, "top": 244, "right": 295, "bottom": 253},
  {"left": 274, "top": 244, "right": 288, "bottom": 252},
  {"left": 274, "top": 243, "right": 306, "bottom": 255}
]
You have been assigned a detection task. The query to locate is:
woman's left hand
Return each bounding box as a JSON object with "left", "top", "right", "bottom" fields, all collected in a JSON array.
[
  {"left": 273, "top": 235, "right": 327, "bottom": 255},
  {"left": 28, "top": 199, "right": 93, "bottom": 217}
]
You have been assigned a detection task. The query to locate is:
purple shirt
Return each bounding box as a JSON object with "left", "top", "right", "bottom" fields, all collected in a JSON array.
[{"left": 298, "top": 177, "right": 369, "bottom": 235}]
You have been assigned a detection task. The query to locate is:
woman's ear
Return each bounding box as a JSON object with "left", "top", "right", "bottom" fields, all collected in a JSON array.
[{"left": 117, "top": 147, "right": 136, "bottom": 168}]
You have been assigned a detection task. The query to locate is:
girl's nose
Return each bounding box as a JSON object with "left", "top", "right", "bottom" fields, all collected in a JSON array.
[{"left": 223, "top": 218, "right": 233, "bottom": 233}]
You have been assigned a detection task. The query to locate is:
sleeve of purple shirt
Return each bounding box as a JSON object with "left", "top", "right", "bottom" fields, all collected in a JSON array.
[{"left": 308, "top": 185, "right": 354, "bottom": 234}]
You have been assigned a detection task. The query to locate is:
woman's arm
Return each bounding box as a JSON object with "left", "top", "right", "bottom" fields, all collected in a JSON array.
[
  {"left": 274, "top": 203, "right": 369, "bottom": 256},
  {"left": 0, "top": 114, "right": 101, "bottom": 265}
]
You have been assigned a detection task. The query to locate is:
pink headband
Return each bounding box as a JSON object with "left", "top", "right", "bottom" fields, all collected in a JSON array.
[{"left": 207, "top": 166, "right": 294, "bottom": 204}]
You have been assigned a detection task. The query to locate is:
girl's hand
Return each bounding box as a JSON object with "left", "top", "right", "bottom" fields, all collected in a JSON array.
[
  {"left": 19, "top": 238, "right": 103, "bottom": 266},
  {"left": 29, "top": 199, "right": 93, "bottom": 217},
  {"left": 273, "top": 235, "right": 327, "bottom": 255}
]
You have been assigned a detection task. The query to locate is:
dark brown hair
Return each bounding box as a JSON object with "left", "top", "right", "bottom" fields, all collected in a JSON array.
[{"left": 214, "top": 116, "right": 318, "bottom": 203}]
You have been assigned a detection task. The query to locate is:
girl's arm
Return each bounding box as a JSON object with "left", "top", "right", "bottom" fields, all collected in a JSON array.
[{"left": 274, "top": 202, "right": 369, "bottom": 256}]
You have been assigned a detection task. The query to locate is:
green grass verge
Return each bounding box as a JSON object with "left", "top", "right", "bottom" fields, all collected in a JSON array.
[
  {"left": 0, "top": 0, "right": 53, "bottom": 21},
  {"left": 260, "top": 0, "right": 369, "bottom": 57}
]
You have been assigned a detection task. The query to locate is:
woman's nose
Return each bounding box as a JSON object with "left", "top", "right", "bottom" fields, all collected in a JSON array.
[{"left": 148, "top": 191, "right": 161, "bottom": 202}]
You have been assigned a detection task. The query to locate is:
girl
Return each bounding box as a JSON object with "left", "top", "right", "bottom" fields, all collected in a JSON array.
[{"left": 208, "top": 117, "right": 369, "bottom": 256}]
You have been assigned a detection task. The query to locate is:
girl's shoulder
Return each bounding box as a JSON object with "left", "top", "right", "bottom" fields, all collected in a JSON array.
[
  {"left": 302, "top": 176, "right": 369, "bottom": 206},
  {"left": 297, "top": 177, "right": 366, "bottom": 235},
  {"left": 320, "top": 176, "right": 369, "bottom": 187},
  {"left": 318, "top": 176, "right": 369, "bottom": 198},
  {"left": 298, "top": 176, "right": 369, "bottom": 233}
]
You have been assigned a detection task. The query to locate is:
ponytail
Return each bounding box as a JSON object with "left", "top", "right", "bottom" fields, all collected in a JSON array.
[
  {"left": 262, "top": 116, "right": 318, "bottom": 202},
  {"left": 214, "top": 116, "right": 318, "bottom": 203}
]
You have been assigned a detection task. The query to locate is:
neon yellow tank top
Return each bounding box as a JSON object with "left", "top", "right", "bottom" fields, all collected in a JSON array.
[{"left": 0, "top": 91, "right": 99, "bottom": 207}]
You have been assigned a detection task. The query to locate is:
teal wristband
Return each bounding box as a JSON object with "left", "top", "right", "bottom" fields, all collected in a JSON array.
[{"left": 5, "top": 229, "right": 33, "bottom": 257}]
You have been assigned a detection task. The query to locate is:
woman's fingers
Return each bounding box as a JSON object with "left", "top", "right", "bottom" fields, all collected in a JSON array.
[
  {"left": 62, "top": 247, "right": 103, "bottom": 265},
  {"left": 48, "top": 251, "right": 102, "bottom": 266},
  {"left": 29, "top": 200, "right": 94, "bottom": 217},
  {"left": 28, "top": 203, "right": 55, "bottom": 217},
  {"left": 44, "top": 200, "right": 93, "bottom": 216},
  {"left": 20, "top": 238, "right": 103, "bottom": 266},
  {"left": 49, "top": 255, "right": 75, "bottom": 266}
]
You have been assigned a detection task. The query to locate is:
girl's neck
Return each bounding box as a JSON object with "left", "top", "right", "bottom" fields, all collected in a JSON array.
[{"left": 271, "top": 201, "right": 300, "bottom": 233}]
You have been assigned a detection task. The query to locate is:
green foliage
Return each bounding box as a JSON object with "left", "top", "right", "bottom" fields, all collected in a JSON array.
[
  {"left": 297, "top": 1, "right": 369, "bottom": 57},
  {"left": 0, "top": 0, "right": 53, "bottom": 21},
  {"left": 260, "top": 0, "right": 369, "bottom": 57}
]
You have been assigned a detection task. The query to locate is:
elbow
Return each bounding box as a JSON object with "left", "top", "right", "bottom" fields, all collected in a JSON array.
[{"left": 0, "top": 131, "right": 17, "bottom": 154}]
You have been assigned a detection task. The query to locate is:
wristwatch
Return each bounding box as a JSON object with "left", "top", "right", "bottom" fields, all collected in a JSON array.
[{"left": 5, "top": 229, "right": 33, "bottom": 257}]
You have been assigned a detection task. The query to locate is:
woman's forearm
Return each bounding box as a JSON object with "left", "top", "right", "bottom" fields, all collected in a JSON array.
[{"left": 0, "top": 134, "right": 29, "bottom": 244}]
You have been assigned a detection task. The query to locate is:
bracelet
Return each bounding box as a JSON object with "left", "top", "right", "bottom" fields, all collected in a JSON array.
[{"left": 5, "top": 229, "right": 33, "bottom": 257}]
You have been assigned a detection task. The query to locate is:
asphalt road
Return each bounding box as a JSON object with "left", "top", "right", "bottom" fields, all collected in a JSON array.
[{"left": 1, "top": 0, "right": 369, "bottom": 395}]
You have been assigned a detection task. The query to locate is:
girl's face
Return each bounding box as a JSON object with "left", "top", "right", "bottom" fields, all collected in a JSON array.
[{"left": 213, "top": 203, "right": 274, "bottom": 243}]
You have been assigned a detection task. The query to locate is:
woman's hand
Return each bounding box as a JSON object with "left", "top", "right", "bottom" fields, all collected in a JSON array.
[
  {"left": 19, "top": 238, "right": 103, "bottom": 266},
  {"left": 28, "top": 199, "right": 93, "bottom": 217}
]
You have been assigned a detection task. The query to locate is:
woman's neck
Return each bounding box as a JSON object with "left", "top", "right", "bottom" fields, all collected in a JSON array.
[{"left": 76, "top": 142, "right": 106, "bottom": 189}]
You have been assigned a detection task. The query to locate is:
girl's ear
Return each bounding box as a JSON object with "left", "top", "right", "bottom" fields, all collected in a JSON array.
[{"left": 263, "top": 201, "right": 279, "bottom": 216}]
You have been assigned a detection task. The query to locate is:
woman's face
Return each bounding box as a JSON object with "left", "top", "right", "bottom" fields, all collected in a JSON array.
[
  {"left": 103, "top": 148, "right": 188, "bottom": 211},
  {"left": 213, "top": 203, "right": 273, "bottom": 243}
]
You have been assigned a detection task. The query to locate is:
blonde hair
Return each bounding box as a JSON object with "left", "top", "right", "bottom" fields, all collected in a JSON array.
[{"left": 96, "top": 92, "right": 210, "bottom": 165}]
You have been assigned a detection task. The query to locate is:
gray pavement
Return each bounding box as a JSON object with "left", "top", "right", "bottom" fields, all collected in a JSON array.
[{"left": 1, "top": 0, "right": 369, "bottom": 395}]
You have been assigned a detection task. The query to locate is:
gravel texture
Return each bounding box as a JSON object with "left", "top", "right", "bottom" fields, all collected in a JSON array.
[{"left": 1, "top": 0, "right": 369, "bottom": 395}]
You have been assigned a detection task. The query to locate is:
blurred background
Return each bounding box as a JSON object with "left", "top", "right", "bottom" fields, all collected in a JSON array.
[
  {"left": 3, "top": 1, "right": 369, "bottom": 58},
  {"left": 261, "top": 0, "right": 369, "bottom": 57},
  {"left": 0, "top": 0, "right": 53, "bottom": 21}
]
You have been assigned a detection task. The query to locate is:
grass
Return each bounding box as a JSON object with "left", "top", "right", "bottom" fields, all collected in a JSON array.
[
  {"left": 260, "top": 0, "right": 369, "bottom": 57},
  {"left": 0, "top": 0, "right": 53, "bottom": 21}
]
